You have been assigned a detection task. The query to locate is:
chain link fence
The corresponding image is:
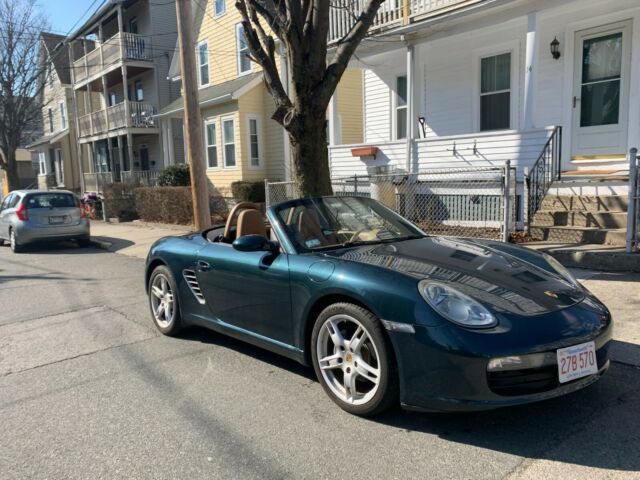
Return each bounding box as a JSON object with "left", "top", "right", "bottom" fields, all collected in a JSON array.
[{"left": 266, "top": 164, "right": 517, "bottom": 241}]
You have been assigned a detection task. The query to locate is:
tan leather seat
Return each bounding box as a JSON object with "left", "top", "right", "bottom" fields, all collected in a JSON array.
[
  {"left": 236, "top": 209, "right": 267, "bottom": 238},
  {"left": 297, "top": 209, "right": 338, "bottom": 246}
]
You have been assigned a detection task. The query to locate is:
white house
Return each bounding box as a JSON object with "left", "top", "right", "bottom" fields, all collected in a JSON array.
[{"left": 328, "top": 0, "right": 639, "bottom": 185}]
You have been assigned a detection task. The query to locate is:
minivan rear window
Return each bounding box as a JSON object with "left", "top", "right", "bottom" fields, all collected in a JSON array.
[{"left": 25, "top": 193, "right": 77, "bottom": 209}]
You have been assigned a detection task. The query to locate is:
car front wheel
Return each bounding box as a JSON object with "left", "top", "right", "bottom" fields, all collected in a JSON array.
[
  {"left": 311, "top": 302, "right": 398, "bottom": 416},
  {"left": 148, "top": 265, "right": 182, "bottom": 335}
]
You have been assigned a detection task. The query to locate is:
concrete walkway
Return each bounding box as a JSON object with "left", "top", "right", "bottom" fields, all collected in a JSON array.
[{"left": 90, "top": 220, "right": 193, "bottom": 258}]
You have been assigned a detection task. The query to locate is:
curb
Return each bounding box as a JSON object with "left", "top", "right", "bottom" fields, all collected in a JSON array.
[
  {"left": 546, "top": 249, "right": 640, "bottom": 273},
  {"left": 89, "top": 238, "right": 113, "bottom": 251}
]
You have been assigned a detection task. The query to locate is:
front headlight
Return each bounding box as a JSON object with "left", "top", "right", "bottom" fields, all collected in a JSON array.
[
  {"left": 419, "top": 280, "right": 496, "bottom": 328},
  {"left": 543, "top": 253, "right": 580, "bottom": 287}
]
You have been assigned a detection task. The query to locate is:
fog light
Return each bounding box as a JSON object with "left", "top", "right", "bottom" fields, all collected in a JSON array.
[{"left": 487, "top": 352, "right": 556, "bottom": 371}]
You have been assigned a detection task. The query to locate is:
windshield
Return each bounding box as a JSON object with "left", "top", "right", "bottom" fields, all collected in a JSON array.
[{"left": 274, "top": 196, "right": 425, "bottom": 252}]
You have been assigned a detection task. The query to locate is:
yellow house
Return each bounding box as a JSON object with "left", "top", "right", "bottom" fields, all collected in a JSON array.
[{"left": 158, "top": 0, "right": 363, "bottom": 198}]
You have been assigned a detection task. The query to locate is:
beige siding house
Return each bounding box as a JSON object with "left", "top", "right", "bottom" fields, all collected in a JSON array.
[
  {"left": 158, "top": 0, "right": 364, "bottom": 198},
  {"left": 28, "top": 33, "right": 83, "bottom": 191}
]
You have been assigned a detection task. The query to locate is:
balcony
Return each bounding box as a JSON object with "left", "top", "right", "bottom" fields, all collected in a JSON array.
[
  {"left": 328, "top": 0, "right": 480, "bottom": 44},
  {"left": 73, "top": 32, "right": 151, "bottom": 85},
  {"left": 78, "top": 101, "right": 157, "bottom": 138}
]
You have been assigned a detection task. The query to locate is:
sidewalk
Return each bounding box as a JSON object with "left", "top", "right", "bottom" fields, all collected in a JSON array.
[{"left": 89, "top": 220, "right": 193, "bottom": 259}]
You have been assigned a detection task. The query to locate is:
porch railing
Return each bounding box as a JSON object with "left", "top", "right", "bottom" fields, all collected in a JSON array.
[
  {"left": 121, "top": 170, "right": 161, "bottom": 187},
  {"left": 83, "top": 172, "right": 114, "bottom": 193},
  {"left": 77, "top": 101, "right": 157, "bottom": 137},
  {"left": 329, "top": 0, "right": 478, "bottom": 44},
  {"left": 524, "top": 126, "right": 562, "bottom": 226},
  {"left": 73, "top": 32, "right": 151, "bottom": 84}
]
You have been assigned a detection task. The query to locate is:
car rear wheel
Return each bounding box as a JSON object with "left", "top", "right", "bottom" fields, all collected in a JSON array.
[
  {"left": 311, "top": 303, "right": 398, "bottom": 416},
  {"left": 148, "top": 265, "right": 182, "bottom": 335},
  {"left": 9, "top": 229, "right": 23, "bottom": 253}
]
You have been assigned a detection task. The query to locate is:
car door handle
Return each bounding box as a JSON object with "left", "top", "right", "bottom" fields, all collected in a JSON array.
[{"left": 197, "top": 260, "right": 212, "bottom": 272}]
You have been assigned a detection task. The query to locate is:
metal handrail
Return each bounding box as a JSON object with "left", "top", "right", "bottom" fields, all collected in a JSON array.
[
  {"left": 525, "top": 126, "right": 562, "bottom": 224},
  {"left": 626, "top": 148, "right": 639, "bottom": 253}
]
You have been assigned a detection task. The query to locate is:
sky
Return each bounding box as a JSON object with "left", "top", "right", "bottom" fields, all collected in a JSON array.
[{"left": 39, "top": 0, "right": 103, "bottom": 37}]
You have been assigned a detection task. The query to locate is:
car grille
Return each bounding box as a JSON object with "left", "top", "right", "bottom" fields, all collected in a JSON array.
[
  {"left": 487, "top": 343, "right": 609, "bottom": 397},
  {"left": 183, "top": 269, "right": 205, "bottom": 304}
]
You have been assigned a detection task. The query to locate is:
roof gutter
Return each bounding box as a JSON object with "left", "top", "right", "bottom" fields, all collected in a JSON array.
[{"left": 154, "top": 94, "right": 233, "bottom": 118}]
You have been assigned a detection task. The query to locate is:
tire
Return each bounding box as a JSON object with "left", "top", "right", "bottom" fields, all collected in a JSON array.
[
  {"left": 311, "top": 302, "right": 399, "bottom": 416},
  {"left": 9, "top": 229, "right": 23, "bottom": 253},
  {"left": 148, "top": 265, "right": 182, "bottom": 336}
]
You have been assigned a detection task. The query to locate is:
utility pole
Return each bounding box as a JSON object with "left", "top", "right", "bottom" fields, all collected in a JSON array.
[{"left": 176, "top": 0, "right": 210, "bottom": 230}]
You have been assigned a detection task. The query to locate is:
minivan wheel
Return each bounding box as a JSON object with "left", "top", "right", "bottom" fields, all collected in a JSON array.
[
  {"left": 10, "top": 230, "right": 23, "bottom": 253},
  {"left": 311, "top": 303, "right": 399, "bottom": 416}
]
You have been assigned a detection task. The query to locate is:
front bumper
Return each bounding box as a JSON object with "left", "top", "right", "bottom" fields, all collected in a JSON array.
[{"left": 389, "top": 301, "right": 613, "bottom": 412}]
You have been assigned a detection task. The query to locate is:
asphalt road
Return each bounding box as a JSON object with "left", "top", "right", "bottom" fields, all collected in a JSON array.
[{"left": 1, "top": 243, "right": 639, "bottom": 479}]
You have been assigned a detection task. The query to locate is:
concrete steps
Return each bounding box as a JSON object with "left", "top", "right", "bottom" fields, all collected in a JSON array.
[{"left": 530, "top": 194, "right": 628, "bottom": 247}]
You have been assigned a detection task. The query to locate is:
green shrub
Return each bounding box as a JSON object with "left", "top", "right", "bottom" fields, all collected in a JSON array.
[
  {"left": 231, "top": 181, "right": 265, "bottom": 203},
  {"left": 133, "top": 187, "right": 193, "bottom": 225},
  {"left": 103, "top": 183, "right": 138, "bottom": 221},
  {"left": 157, "top": 164, "right": 190, "bottom": 187}
]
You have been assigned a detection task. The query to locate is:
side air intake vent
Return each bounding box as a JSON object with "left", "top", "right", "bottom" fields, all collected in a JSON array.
[{"left": 183, "top": 269, "right": 205, "bottom": 304}]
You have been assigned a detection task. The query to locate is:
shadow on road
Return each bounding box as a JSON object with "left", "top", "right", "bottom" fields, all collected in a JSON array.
[
  {"left": 173, "top": 328, "right": 640, "bottom": 473},
  {"left": 1, "top": 241, "right": 109, "bottom": 255}
]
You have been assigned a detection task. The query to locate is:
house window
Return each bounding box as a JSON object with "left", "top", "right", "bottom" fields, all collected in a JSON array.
[
  {"left": 59, "top": 101, "right": 66, "bottom": 129},
  {"left": 395, "top": 75, "right": 407, "bottom": 140},
  {"left": 205, "top": 120, "right": 217, "bottom": 168},
  {"left": 128, "top": 17, "right": 138, "bottom": 34},
  {"left": 248, "top": 117, "right": 260, "bottom": 167},
  {"left": 47, "top": 64, "right": 53, "bottom": 89},
  {"left": 236, "top": 24, "right": 251, "bottom": 74},
  {"left": 197, "top": 41, "right": 210, "bottom": 87},
  {"left": 135, "top": 80, "right": 144, "bottom": 101},
  {"left": 480, "top": 52, "right": 511, "bottom": 131},
  {"left": 222, "top": 118, "right": 236, "bottom": 167},
  {"left": 109, "top": 92, "right": 117, "bottom": 106},
  {"left": 214, "top": 0, "right": 225, "bottom": 16},
  {"left": 48, "top": 108, "right": 54, "bottom": 133}
]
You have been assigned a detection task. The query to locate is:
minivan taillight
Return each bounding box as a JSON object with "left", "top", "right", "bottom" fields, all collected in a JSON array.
[{"left": 15, "top": 201, "right": 28, "bottom": 221}]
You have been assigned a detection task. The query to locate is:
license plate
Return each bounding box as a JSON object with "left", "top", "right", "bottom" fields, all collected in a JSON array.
[
  {"left": 49, "top": 216, "right": 65, "bottom": 224},
  {"left": 557, "top": 341, "right": 598, "bottom": 383}
]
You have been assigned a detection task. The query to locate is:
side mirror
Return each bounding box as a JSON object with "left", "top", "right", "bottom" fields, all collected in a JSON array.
[{"left": 232, "top": 235, "right": 279, "bottom": 253}]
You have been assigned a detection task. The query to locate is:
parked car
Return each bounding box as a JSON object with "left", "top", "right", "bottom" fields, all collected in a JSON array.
[
  {"left": 145, "top": 196, "right": 612, "bottom": 416},
  {"left": 0, "top": 190, "right": 91, "bottom": 253}
]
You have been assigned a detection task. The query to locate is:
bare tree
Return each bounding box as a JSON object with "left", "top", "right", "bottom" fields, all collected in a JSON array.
[
  {"left": 236, "top": 0, "right": 384, "bottom": 196},
  {"left": 0, "top": 0, "right": 48, "bottom": 191}
]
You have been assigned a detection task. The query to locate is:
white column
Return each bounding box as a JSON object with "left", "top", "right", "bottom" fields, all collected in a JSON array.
[
  {"left": 406, "top": 43, "right": 415, "bottom": 173},
  {"left": 328, "top": 92, "right": 340, "bottom": 146},
  {"left": 523, "top": 12, "right": 538, "bottom": 130}
]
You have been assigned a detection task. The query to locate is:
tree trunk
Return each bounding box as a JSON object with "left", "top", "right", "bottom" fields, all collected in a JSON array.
[
  {"left": 3, "top": 149, "right": 21, "bottom": 192},
  {"left": 289, "top": 114, "right": 333, "bottom": 197}
]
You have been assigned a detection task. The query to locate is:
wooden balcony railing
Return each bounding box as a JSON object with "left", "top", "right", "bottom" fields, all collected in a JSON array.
[
  {"left": 77, "top": 101, "right": 157, "bottom": 138},
  {"left": 328, "top": 0, "right": 477, "bottom": 44},
  {"left": 73, "top": 32, "right": 151, "bottom": 84}
]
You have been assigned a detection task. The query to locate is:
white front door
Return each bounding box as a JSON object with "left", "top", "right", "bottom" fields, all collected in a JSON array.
[{"left": 572, "top": 21, "right": 632, "bottom": 158}]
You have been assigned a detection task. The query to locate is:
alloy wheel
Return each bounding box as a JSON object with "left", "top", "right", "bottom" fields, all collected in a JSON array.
[
  {"left": 150, "top": 274, "right": 175, "bottom": 328},
  {"left": 316, "top": 314, "right": 381, "bottom": 405}
]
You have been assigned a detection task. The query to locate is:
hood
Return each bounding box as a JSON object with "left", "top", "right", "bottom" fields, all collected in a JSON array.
[{"left": 321, "top": 237, "right": 585, "bottom": 317}]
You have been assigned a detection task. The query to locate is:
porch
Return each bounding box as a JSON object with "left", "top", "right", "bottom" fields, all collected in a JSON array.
[
  {"left": 83, "top": 169, "right": 161, "bottom": 193},
  {"left": 77, "top": 100, "right": 158, "bottom": 138}
]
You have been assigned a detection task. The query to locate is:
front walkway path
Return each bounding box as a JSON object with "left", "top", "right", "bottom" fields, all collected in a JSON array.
[{"left": 90, "top": 221, "right": 193, "bottom": 259}]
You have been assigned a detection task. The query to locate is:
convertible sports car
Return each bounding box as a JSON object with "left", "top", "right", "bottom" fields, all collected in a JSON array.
[{"left": 145, "top": 196, "right": 612, "bottom": 416}]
